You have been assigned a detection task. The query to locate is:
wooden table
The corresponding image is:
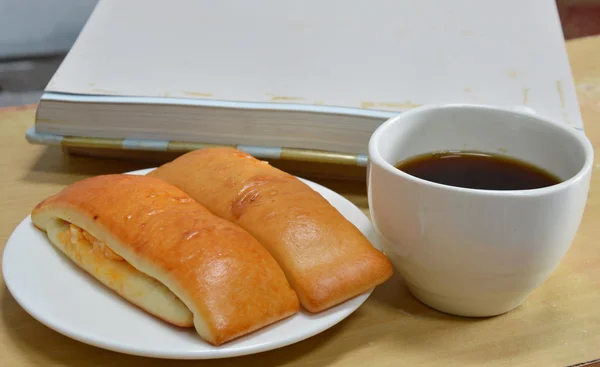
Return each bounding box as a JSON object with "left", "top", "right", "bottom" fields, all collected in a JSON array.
[{"left": 2, "top": 36, "right": 600, "bottom": 367}]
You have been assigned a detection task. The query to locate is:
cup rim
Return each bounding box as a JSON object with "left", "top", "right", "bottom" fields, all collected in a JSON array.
[{"left": 368, "top": 103, "right": 594, "bottom": 196}]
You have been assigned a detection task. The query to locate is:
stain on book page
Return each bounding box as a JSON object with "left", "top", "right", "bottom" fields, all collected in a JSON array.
[
  {"left": 555, "top": 80, "right": 574, "bottom": 126},
  {"left": 556, "top": 80, "right": 566, "bottom": 108},
  {"left": 182, "top": 91, "right": 213, "bottom": 97},
  {"left": 267, "top": 94, "right": 307, "bottom": 102},
  {"left": 91, "top": 88, "right": 118, "bottom": 94},
  {"left": 361, "top": 101, "right": 422, "bottom": 110},
  {"left": 523, "top": 88, "right": 530, "bottom": 105},
  {"left": 506, "top": 68, "right": 522, "bottom": 79}
]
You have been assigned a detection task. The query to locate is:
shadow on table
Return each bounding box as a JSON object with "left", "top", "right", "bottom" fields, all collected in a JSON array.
[
  {"left": 1, "top": 285, "right": 373, "bottom": 367},
  {"left": 21, "top": 146, "right": 154, "bottom": 185},
  {"left": 365, "top": 271, "right": 580, "bottom": 365},
  {"left": 3, "top": 272, "right": 549, "bottom": 367},
  {"left": 21, "top": 146, "right": 370, "bottom": 199}
]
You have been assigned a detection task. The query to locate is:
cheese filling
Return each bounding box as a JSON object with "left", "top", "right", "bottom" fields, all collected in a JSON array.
[
  {"left": 46, "top": 219, "right": 195, "bottom": 327},
  {"left": 69, "top": 224, "right": 124, "bottom": 261}
]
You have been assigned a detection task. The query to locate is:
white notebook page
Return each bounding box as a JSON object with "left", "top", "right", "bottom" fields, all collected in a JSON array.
[{"left": 46, "top": 0, "right": 582, "bottom": 129}]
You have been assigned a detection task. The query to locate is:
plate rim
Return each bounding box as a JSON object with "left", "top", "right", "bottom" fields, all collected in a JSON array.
[{"left": 2, "top": 168, "right": 377, "bottom": 359}]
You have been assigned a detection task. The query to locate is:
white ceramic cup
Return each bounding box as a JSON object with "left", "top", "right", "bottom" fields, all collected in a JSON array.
[{"left": 367, "top": 104, "right": 594, "bottom": 317}]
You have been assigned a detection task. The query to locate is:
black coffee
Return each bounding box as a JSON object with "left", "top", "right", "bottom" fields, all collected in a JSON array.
[{"left": 395, "top": 151, "right": 561, "bottom": 190}]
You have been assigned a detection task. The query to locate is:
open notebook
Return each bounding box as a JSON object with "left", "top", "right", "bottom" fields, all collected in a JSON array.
[{"left": 28, "top": 0, "right": 582, "bottom": 167}]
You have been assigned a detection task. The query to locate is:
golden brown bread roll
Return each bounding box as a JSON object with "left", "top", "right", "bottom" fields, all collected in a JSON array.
[
  {"left": 149, "top": 148, "right": 394, "bottom": 312},
  {"left": 31, "top": 174, "right": 299, "bottom": 345}
]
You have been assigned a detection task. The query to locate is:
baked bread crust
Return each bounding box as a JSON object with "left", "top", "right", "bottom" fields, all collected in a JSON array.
[
  {"left": 149, "top": 148, "right": 394, "bottom": 312},
  {"left": 31, "top": 174, "right": 299, "bottom": 345}
]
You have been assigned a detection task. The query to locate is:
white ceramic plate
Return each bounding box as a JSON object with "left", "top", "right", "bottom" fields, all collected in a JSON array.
[{"left": 3, "top": 168, "right": 378, "bottom": 359}]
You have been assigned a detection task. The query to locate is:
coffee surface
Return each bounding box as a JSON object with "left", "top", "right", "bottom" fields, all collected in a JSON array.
[{"left": 395, "top": 151, "right": 561, "bottom": 190}]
